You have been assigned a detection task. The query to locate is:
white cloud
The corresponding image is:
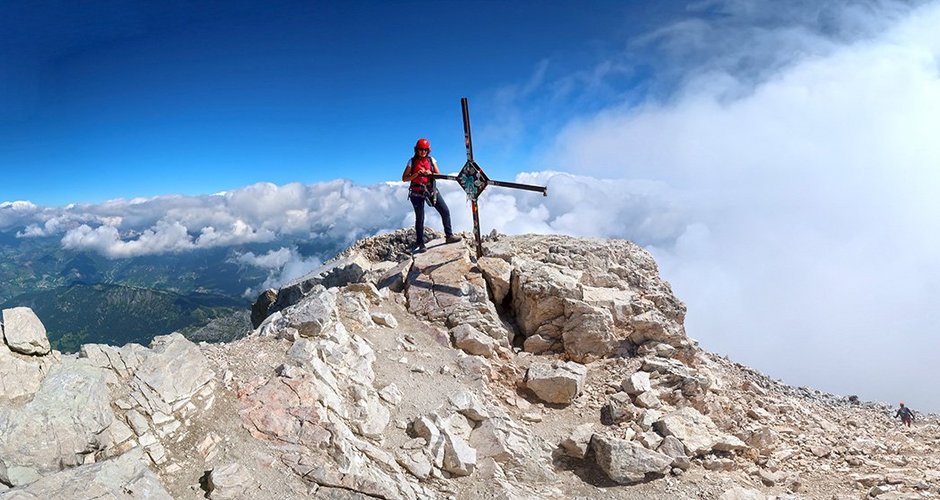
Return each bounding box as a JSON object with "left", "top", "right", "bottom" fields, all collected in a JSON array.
[
  {"left": 533, "top": 1, "right": 940, "bottom": 411},
  {"left": 234, "top": 247, "right": 323, "bottom": 295},
  {"left": 3, "top": 180, "right": 413, "bottom": 258}
]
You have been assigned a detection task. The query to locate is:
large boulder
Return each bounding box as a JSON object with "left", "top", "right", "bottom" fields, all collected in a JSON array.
[
  {"left": 0, "top": 343, "right": 55, "bottom": 402},
  {"left": 653, "top": 407, "right": 747, "bottom": 457},
  {"left": 406, "top": 240, "right": 512, "bottom": 342},
  {"left": 591, "top": 435, "right": 673, "bottom": 485},
  {"left": 1, "top": 307, "right": 51, "bottom": 356},
  {"left": 524, "top": 360, "right": 587, "bottom": 405},
  {"left": 499, "top": 235, "right": 690, "bottom": 359}
]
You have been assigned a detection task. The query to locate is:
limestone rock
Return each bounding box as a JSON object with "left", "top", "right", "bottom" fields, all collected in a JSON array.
[
  {"left": 1, "top": 307, "right": 51, "bottom": 356},
  {"left": 0, "top": 362, "right": 116, "bottom": 485},
  {"left": 511, "top": 260, "right": 582, "bottom": 340},
  {"left": 560, "top": 424, "right": 595, "bottom": 459},
  {"left": 622, "top": 371, "right": 652, "bottom": 395},
  {"left": 603, "top": 392, "right": 640, "bottom": 425},
  {"left": 134, "top": 333, "right": 215, "bottom": 410},
  {"left": 477, "top": 256, "right": 512, "bottom": 303},
  {"left": 561, "top": 299, "right": 618, "bottom": 361},
  {"left": 0, "top": 343, "right": 54, "bottom": 402},
  {"left": 653, "top": 407, "right": 747, "bottom": 457},
  {"left": 524, "top": 360, "right": 587, "bottom": 405},
  {"left": 282, "top": 287, "right": 338, "bottom": 338},
  {"left": 371, "top": 312, "right": 398, "bottom": 328},
  {"left": 375, "top": 260, "right": 410, "bottom": 292},
  {"left": 0, "top": 449, "right": 171, "bottom": 499},
  {"left": 657, "top": 436, "right": 692, "bottom": 470},
  {"left": 451, "top": 324, "right": 496, "bottom": 357},
  {"left": 406, "top": 240, "right": 512, "bottom": 342},
  {"left": 719, "top": 486, "right": 768, "bottom": 500},
  {"left": 208, "top": 463, "right": 255, "bottom": 500},
  {"left": 591, "top": 435, "right": 673, "bottom": 485},
  {"left": 250, "top": 289, "right": 278, "bottom": 328},
  {"left": 271, "top": 252, "right": 372, "bottom": 313}
]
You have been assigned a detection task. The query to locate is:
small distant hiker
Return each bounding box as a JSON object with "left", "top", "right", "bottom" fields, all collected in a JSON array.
[
  {"left": 895, "top": 402, "right": 915, "bottom": 427},
  {"left": 402, "top": 138, "right": 461, "bottom": 253}
]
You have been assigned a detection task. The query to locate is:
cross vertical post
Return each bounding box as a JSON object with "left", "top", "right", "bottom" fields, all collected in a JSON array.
[
  {"left": 461, "top": 98, "right": 485, "bottom": 259},
  {"left": 430, "top": 97, "right": 548, "bottom": 259}
]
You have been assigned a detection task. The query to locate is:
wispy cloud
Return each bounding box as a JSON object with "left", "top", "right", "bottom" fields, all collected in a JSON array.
[{"left": 536, "top": 0, "right": 940, "bottom": 410}]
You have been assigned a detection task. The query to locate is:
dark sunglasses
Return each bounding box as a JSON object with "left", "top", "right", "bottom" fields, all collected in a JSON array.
[{"left": 416, "top": 148, "right": 430, "bottom": 153}]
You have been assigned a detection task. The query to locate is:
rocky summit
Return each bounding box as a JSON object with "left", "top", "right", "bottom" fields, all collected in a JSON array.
[{"left": 1, "top": 231, "right": 937, "bottom": 500}]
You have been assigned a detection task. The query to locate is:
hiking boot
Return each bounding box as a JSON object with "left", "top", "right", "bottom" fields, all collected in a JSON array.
[
  {"left": 445, "top": 234, "right": 462, "bottom": 244},
  {"left": 410, "top": 244, "right": 427, "bottom": 254}
]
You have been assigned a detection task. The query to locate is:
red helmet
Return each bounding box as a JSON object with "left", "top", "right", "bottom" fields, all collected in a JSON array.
[{"left": 415, "top": 138, "right": 431, "bottom": 151}]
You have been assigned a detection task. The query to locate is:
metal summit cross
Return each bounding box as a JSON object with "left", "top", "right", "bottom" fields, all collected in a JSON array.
[{"left": 431, "top": 97, "right": 548, "bottom": 259}]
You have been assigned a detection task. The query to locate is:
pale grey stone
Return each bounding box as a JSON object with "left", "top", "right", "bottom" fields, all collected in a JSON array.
[
  {"left": 591, "top": 435, "right": 672, "bottom": 485},
  {"left": 637, "top": 431, "right": 664, "bottom": 450},
  {"left": 604, "top": 392, "right": 640, "bottom": 424},
  {"left": 378, "top": 384, "right": 403, "bottom": 406},
  {"left": 522, "top": 334, "right": 555, "bottom": 354},
  {"left": 1, "top": 308, "right": 50, "bottom": 355},
  {"left": 653, "top": 407, "right": 746, "bottom": 456},
  {"left": 396, "top": 450, "right": 433, "bottom": 480},
  {"left": 134, "top": 333, "right": 215, "bottom": 408},
  {"left": 622, "top": 371, "right": 652, "bottom": 395},
  {"left": 0, "top": 362, "right": 115, "bottom": 486},
  {"left": 208, "top": 463, "right": 255, "bottom": 500},
  {"left": 524, "top": 360, "right": 587, "bottom": 405},
  {"left": 442, "top": 432, "right": 477, "bottom": 477},
  {"left": 0, "top": 449, "right": 171, "bottom": 499},
  {"left": 0, "top": 343, "right": 52, "bottom": 402},
  {"left": 451, "top": 324, "right": 496, "bottom": 357},
  {"left": 477, "top": 256, "right": 512, "bottom": 303},
  {"left": 283, "top": 288, "right": 339, "bottom": 338},
  {"left": 448, "top": 390, "right": 489, "bottom": 422},
  {"left": 560, "top": 424, "right": 594, "bottom": 459},
  {"left": 634, "top": 391, "right": 663, "bottom": 409},
  {"left": 718, "top": 486, "right": 768, "bottom": 500},
  {"left": 371, "top": 312, "right": 398, "bottom": 328},
  {"left": 561, "top": 299, "right": 617, "bottom": 361},
  {"left": 126, "top": 410, "right": 150, "bottom": 436},
  {"left": 657, "top": 436, "right": 691, "bottom": 470}
]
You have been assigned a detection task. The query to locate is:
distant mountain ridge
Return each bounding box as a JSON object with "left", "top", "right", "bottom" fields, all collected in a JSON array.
[
  {"left": 0, "top": 283, "right": 247, "bottom": 352},
  {"left": 0, "top": 232, "right": 274, "bottom": 302}
]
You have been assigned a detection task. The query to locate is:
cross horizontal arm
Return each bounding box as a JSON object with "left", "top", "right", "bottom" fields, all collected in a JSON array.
[
  {"left": 488, "top": 179, "right": 548, "bottom": 195},
  {"left": 429, "top": 174, "right": 548, "bottom": 196}
]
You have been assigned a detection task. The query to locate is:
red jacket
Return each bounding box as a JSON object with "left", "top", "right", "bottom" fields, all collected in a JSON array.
[{"left": 409, "top": 156, "right": 436, "bottom": 195}]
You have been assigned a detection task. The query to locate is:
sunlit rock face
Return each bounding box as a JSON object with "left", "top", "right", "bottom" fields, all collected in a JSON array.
[{"left": 1, "top": 232, "right": 936, "bottom": 500}]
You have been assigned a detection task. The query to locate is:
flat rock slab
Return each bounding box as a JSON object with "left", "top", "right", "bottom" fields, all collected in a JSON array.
[
  {"left": 406, "top": 239, "right": 510, "bottom": 342},
  {"left": 0, "top": 361, "right": 116, "bottom": 485},
  {"left": 0, "top": 449, "right": 171, "bottom": 499}
]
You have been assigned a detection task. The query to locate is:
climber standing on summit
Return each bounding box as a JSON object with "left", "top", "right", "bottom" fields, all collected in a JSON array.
[
  {"left": 402, "top": 138, "right": 461, "bottom": 254},
  {"left": 895, "top": 402, "right": 915, "bottom": 427}
]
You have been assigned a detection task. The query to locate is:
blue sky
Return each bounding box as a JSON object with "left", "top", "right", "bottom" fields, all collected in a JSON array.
[
  {"left": 1, "top": 0, "right": 683, "bottom": 205},
  {"left": 4, "top": 1, "right": 940, "bottom": 411}
]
